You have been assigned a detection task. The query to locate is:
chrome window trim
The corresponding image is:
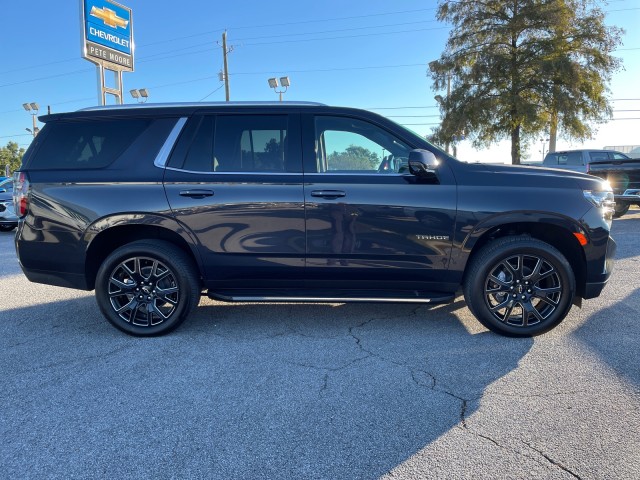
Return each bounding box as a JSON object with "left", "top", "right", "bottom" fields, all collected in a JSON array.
[
  {"left": 164, "top": 167, "right": 301, "bottom": 175},
  {"left": 164, "top": 167, "right": 407, "bottom": 177},
  {"left": 153, "top": 117, "right": 188, "bottom": 168}
]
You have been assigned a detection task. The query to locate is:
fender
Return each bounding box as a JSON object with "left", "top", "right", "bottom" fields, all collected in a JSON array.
[
  {"left": 458, "top": 210, "right": 588, "bottom": 253},
  {"left": 82, "top": 212, "right": 206, "bottom": 275}
]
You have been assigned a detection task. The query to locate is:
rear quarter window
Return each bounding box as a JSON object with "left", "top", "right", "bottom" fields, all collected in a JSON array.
[
  {"left": 544, "top": 153, "right": 559, "bottom": 165},
  {"left": 27, "top": 118, "right": 151, "bottom": 170}
]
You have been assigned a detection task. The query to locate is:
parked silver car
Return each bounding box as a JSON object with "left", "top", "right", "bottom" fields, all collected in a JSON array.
[{"left": 0, "top": 178, "right": 18, "bottom": 232}]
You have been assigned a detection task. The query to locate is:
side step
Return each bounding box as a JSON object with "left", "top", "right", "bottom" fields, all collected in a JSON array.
[{"left": 207, "top": 289, "right": 455, "bottom": 304}]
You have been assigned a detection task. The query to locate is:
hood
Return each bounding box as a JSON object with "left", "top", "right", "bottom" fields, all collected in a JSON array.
[{"left": 465, "top": 162, "right": 610, "bottom": 191}]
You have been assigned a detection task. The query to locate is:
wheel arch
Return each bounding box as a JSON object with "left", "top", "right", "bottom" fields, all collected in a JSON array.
[
  {"left": 461, "top": 216, "right": 588, "bottom": 298},
  {"left": 83, "top": 215, "right": 203, "bottom": 290}
]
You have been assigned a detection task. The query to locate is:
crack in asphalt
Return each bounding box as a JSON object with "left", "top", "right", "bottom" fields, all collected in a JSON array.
[
  {"left": 522, "top": 441, "right": 583, "bottom": 479},
  {"left": 348, "top": 317, "right": 586, "bottom": 479},
  {"left": 283, "top": 314, "right": 586, "bottom": 479}
]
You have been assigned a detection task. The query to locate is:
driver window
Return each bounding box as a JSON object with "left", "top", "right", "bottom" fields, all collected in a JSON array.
[{"left": 315, "top": 116, "right": 410, "bottom": 174}]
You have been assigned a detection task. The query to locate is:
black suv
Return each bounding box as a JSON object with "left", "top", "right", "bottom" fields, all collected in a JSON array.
[{"left": 13, "top": 102, "right": 617, "bottom": 337}]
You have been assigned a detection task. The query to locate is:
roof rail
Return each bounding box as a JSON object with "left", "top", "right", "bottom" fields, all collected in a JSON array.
[{"left": 79, "top": 101, "right": 327, "bottom": 112}]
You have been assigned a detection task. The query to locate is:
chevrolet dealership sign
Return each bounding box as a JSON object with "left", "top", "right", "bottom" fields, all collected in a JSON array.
[{"left": 81, "top": 0, "right": 134, "bottom": 71}]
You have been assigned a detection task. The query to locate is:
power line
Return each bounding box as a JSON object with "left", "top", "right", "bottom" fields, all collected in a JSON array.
[
  {"left": 0, "top": 7, "right": 440, "bottom": 75},
  {"left": 199, "top": 84, "right": 225, "bottom": 102},
  {"left": 241, "top": 26, "right": 451, "bottom": 47},
  {"left": 0, "top": 68, "right": 92, "bottom": 89},
  {"left": 2, "top": 3, "right": 637, "bottom": 77}
]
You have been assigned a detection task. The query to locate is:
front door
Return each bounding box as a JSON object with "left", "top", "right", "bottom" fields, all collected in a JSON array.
[{"left": 302, "top": 114, "right": 457, "bottom": 291}]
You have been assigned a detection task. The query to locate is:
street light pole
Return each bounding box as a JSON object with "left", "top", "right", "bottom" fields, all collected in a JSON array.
[
  {"left": 268, "top": 77, "right": 291, "bottom": 101},
  {"left": 22, "top": 103, "right": 40, "bottom": 138},
  {"left": 130, "top": 88, "right": 149, "bottom": 103}
]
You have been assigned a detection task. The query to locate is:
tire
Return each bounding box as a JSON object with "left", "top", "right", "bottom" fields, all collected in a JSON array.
[
  {"left": 95, "top": 240, "right": 201, "bottom": 336},
  {"left": 613, "top": 202, "right": 630, "bottom": 218},
  {"left": 463, "top": 236, "right": 575, "bottom": 337},
  {"left": 0, "top": 224, "right": 16, "bottom": 232}
]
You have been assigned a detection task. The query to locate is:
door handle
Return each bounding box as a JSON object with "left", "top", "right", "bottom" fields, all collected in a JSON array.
[
  {"left": 310, "top": 190, "right": 346, "bottom": 199},
  {"left": 179, "top": 189, "right": 214, "bottom": 199}
]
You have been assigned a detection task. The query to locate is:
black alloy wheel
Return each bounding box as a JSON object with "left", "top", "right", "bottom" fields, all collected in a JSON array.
[
  {"left": 483, "top": 254, "right": 562, "bottom": 327},
  {"left": 464, "top": 236, "right": 575, "bottom": 337},
  {"left": 96, "top": 240, "right": 200, "bottom": 336}
]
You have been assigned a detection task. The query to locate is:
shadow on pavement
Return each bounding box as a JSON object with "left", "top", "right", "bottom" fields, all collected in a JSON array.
[
  {"left": 572, "top": 288, "right": 640, "bottom": 388},
  {"left": 0, "top": 295, "right": 533, "bottom": 479}
]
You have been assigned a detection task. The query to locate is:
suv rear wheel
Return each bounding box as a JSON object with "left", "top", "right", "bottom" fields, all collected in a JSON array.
[
  {"left": 463, "top": 236, "right": 575, "bottom": 337},
  {"left": 95, "top": 240, "right": 201, "bottom": 336}
]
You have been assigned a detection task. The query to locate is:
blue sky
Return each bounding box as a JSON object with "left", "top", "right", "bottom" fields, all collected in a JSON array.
[{"left": 1, "top": 0, "right": 639, "bottom": 163}]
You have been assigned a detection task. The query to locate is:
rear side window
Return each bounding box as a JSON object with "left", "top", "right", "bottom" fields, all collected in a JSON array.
[
  {"left": 611, "top": 152, "right": 630, "bottom": 160},
  {"left": 544, "top": 153, "right": 559, "bottom": 165},
  {"left": 168, "top": 115, "right": 293, "bottom": 173},
  {"left": 555, "top": 152, "right": 582, "bottom": 166},
  {"left": 589, "top": 152, "right": 609, "bottom": 162},
  {"left": 215, "top": 115, "right": 288, "bottom": 172},
  {"left": 28, "top": 119, "right": 151, "bottom": 169}
]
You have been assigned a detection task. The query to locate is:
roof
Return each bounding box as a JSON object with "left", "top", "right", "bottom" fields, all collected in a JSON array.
[{"left": 38, "top": 101, "right": 338, "bottom": 122}]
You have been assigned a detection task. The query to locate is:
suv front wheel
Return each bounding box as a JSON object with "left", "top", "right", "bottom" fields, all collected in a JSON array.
[
  {"left": 463, "top": 236, "right": 575, "bottom": 337},
  {"left": 95, "top": 240, "right": 201, "bottom": 336}
]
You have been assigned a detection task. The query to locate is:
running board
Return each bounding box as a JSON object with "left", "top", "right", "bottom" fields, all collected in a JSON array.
[{"left": 207, "top": 290, "right": 455, "bottom": 304}]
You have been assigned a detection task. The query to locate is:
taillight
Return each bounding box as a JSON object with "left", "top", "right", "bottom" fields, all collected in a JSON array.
[{"left": 13, "top": 171, "right": 30, "bottom": 218}]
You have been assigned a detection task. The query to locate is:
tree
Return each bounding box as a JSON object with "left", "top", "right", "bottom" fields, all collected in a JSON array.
[
  {"left": 327, "top": 145, "right": 380, "bottom": 171},
  {"left": 429, "top": 0, "right": 622, "bottom": 164},
  {"left": 0, "top": 141, "right": 25, "bottom": 176}
]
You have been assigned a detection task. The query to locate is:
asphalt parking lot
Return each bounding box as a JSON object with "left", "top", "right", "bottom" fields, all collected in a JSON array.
[{"left": 1, "top": 213, "right": 639, "bottom": 480}]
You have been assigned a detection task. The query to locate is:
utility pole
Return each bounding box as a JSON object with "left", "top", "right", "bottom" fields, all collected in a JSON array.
[{"left": 221, "top": 31, "right": 231, "bottom": 101}]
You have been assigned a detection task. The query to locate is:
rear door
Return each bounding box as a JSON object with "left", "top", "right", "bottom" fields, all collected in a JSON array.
[
  {"left": 301, "top": 113, "right": 457, "bottom": 292},
  {"left": 163, "top": 112, "right": 305, "bottom": 289}
]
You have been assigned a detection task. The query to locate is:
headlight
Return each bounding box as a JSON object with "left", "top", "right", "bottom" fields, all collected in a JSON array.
[{"left": 583, "top": 188, "right": 615, "bottom": 228}]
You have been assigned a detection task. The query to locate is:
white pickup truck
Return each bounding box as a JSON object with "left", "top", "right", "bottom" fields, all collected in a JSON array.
[{"left": 541, "top": 150, "right": 639, "bottom": 217}]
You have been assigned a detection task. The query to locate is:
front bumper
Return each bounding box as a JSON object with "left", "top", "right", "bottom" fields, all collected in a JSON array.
[{"left": 583, "top": 235, "right": 617, "bottom": 299}]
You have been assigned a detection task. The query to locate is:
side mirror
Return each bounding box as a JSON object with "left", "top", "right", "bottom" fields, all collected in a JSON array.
[{"left": 408, "top": 149, "right": 439, "bottom": 177}]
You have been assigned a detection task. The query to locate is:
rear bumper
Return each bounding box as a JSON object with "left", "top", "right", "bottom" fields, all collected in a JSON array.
[{"left": 614, "top": 189, "right": 640, "bottom": 202}]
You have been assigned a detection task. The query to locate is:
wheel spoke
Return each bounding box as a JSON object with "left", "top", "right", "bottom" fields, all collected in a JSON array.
[
  {"left": 148, "top": 301, "right": 170, "bottom": 320},
  {"left": 501, "top": 303, "right": 515, "bottom": 322},
  {"left": 109, "top": 277, "right": 136, "bottom": 294},
  {"left": 501, "top": 258, "right": 518, "bottom": 277},
  {"left": 522, "top": 301, "right": 545, "bottom": 325},
  {"left": 156, "top": 286, "right": 179, "bottom": 304},
  {"left": 489, "top": 297, "right": 511, "bottom": 313},
  {"left": 536, "top": 286, "right": 562, "bottom": 295},
  {"left": 533, "top": 293, "right": 560, "bottom": 308},
  {"left": 131, "top": 302, "right": 149, "bottom": 326},
  {"left": 526, "top": 258, "right": 543, "bottom": 282},
  {"left": 534, "top": 268, "right": 556, "bottom": 284},
  {"left": 488, "top": 274, "right": 512, "bottom": 289},
  {"left": 114, "top": 297, "right": 138, "bottom": 314}
]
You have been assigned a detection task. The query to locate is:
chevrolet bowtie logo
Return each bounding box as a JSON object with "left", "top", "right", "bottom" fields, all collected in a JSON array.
[{"left": 90, "top": 6, "right": 129, "bottom": 29}]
